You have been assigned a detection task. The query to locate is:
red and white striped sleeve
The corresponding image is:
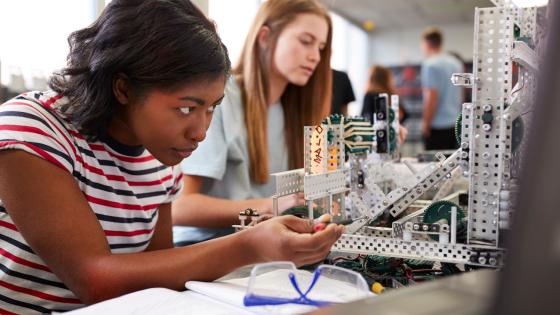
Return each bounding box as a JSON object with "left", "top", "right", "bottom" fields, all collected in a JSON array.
[
  {"left": 0, "top": 95, "right": 76, "bottom": 174},
  {"left": 163, "top": 165, "right": 184, "bottom": 204}
]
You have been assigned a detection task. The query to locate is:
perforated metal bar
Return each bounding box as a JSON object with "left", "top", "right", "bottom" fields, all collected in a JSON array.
[
  {"left": 467, "top": 8, "right": 514, "bottom": 245},
  {"left": 333, "top": 234, "right": 504, "bottom": 267},
  {"left": 467, "top": 6, "right": 536, "bottom": 245},
  {"left": 303, "top": 169, "right": 349, "bottom": 200},
  {"left": 433, "top": 167, "right": 463, "bottom": 201},
  {"left": 271, "top": 169, "right": 304, "bottom": 197},
  {"left": 304, "top": 125, "right": 328, "bottom": 174},
  {"left": 460, "top": 103, "right": 474, "bottom": 173},
  {"left": 386, "top": 150, "right": 461, "bottom": 217}
]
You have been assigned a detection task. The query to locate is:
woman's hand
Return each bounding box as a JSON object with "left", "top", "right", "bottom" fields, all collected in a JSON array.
[
  {"left": 243, "top": 215, "right": 343, "bottom": 266},
  {"left": 398, "top": 124, "right": 409, "bottom": 145}
]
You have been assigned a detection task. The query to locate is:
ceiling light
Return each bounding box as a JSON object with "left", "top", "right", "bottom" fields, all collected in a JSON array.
[
  {"left": 511, "top": 0, "right": 549, "bottom": 7},
  {"left": 362, "top": 20, "right": 375, "bottom": 32}
]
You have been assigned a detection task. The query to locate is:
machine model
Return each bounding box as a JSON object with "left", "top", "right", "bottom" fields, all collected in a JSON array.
[{"left": 235, "top": 0, "right": 547, "bottom": 285}]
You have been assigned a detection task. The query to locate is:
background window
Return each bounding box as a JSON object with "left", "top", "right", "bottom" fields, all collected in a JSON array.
[{"left": 0, "top": 0, "right": 98, "bottom": 92}]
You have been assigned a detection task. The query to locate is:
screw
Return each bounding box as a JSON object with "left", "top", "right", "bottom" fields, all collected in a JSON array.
[{"left": 478, "top": 256, "right": 487, "bottom": 265}]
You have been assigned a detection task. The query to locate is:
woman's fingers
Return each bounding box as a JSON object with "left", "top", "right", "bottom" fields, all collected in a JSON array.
[
  {"left": 283, "top": 222, "right": 342, "bottom": 252},
  {"left": 279, "top": 215, "right": 314, "bottom": 233}
]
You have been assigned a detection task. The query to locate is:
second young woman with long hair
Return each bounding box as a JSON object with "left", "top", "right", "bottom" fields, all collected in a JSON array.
[
  {"left": 361, "top": 65, "right": 408, "bottom": 122},
  {"left": 361, "top": 65, "right": 409, "bottom": 145},
  {"left": 172, "top": 0, "right": 333, "bottom": 245}
]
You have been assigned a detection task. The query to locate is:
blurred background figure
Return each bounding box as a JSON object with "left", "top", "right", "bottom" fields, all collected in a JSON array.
[
  {"left": 361, "top": 64, "right": 408, "bottom": 124},
  {"left": 420, "top": 27, "right": 462, "bottom": 150},
  {"left": 361, "top": 64, "right": 409, "bottom": 145},
  {"left": 330, "top": 68, "right": 355, "bottom": 116}
]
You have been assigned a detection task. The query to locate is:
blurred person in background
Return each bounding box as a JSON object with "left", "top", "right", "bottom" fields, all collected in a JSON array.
[
  {"left": 330, "top": 68, "right": 355, "bottom": 116},
  {"left": 361, "top": 64, "right": 408, "bottom": 144},
  {"left": 420, "top": 27, "right": 462, "bottom": 150}
]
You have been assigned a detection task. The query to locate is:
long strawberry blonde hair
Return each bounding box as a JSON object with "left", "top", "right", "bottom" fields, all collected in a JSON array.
[{"left": 234, "top": 0, "right": 332, "bottom": 184}]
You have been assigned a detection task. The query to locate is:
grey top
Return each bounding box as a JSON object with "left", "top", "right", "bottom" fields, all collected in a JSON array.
[
  {"left": 421, "top": 53, "right": 463, "bottom": 129},
  {"left": 173, "top": 77, "right": 289, "bottom": 244}
]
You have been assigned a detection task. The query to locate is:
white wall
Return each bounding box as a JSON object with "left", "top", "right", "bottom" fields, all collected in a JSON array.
[
  {"left": 331, "top": 13, "right": 369, "bottom": 116},
  {"left": 208, "top": 0, "right": 261, "bottom": 66},
  {"left": 191, "top": 0, "right": 209, "bottom": 14},
  {"left": 0, "top": 0, "right": 97, "bottom": 91},
  {"left": 368, "top": 23, "right": 475, "bottom": 66}
]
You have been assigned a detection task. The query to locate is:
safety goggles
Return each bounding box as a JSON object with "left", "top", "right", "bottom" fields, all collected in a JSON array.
[{"left": 243, "top": 261, "right": 371, "bottom": 307}]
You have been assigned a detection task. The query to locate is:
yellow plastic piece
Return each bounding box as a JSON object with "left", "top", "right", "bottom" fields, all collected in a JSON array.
[
  {"left": 327, "top": 146, "right": 338, "bottom": 171},
  {"left": 371, "top": 282, "right": 385, "bottom": 294}
]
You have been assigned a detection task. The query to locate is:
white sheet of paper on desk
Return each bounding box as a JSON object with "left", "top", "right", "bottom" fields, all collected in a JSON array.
[
  {"left": 61, "top": 288, "right": 252, "bottom": 315},
  {"left": 186, "top": 269, "right": 373, "bottom": 315}
]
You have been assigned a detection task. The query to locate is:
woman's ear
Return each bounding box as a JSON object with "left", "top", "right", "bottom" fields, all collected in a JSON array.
[
  {"left": 113, "top": 73, "right": 130, "bottom": 105},
  {"left": 257, "top": 25, "right": 271, "bottom": 50}
]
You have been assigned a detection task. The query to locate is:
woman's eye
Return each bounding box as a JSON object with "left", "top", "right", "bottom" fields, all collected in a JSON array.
[
  {"left": 207, "top": 105, "right": 216, "bottom": 113},
  {"left": 299, "top": 37, "right": 313, "bottom": 46},
  {"left": 179, "top": 107, "right": 194, "bottom": 115}
]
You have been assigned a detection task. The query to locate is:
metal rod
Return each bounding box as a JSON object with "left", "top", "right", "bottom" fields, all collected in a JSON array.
[{"left": 451, "top": 206, "right": 457, "bottom": 244}]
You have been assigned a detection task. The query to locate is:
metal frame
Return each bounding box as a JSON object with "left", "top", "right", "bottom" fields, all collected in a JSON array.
[
  {"left": 334, "top": 234, "right": 503, "bottom": 267},
  {"left": 303, "top": 169, "right": 349, "bottom": 200},
  {"left": 464, "top": 5, "right": 537, "bottom": 245},
  {"left": 240, "top": 0, "right": 542, "bottom": 269},
  {"left": 270, "top": 169, "right": 304, "bottom": 216}
]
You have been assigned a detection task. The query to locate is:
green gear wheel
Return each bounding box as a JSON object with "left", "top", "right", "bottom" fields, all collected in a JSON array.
[
  {"left": 454, "top": 113, "right": 462, "bottom": 145},
  {"left": 423, "top": 200, "right": 465, "bottom": 241},
  {"left": 389, "top": 108, "right": 396, "bottom": 123},
  {"left": 389, "top": 127, "right": 397, "bottom": 152}
]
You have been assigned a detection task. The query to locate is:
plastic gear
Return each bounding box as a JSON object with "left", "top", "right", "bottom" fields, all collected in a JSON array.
[
  {"left": 389, "top": 127, "right": 397, "bottom": 152},
  {"left": 454, "top": 113, "right": 462, "bottom": 145},
  {"left": 423, "top": 200, "right": 466, "bottom": 241},
  {"left": 389, "top": 108, "right": 396, "bottom": 123},
  {"left": 423, "top": 200, "right": 465, "bottom": 224}
]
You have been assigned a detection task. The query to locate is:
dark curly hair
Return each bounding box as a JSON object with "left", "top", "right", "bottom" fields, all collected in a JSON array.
[{"left": 49, "top": 0, "right": 231, "bottom": 139}]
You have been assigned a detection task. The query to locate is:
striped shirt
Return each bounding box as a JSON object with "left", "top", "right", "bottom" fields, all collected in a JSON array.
[{"left": 0, "top": 91, "right": 183, "bottom": 314}]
